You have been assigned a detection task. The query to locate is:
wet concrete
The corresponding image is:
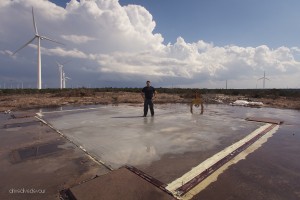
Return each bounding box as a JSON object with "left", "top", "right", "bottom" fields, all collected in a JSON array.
[
  {"left": 10, "top": 140, "right": 66, "bottom": 163},
  {"left": 39, "top": 104, "right": 300, "bottom": 200},
  {"left": 42, "top": 104, "right": 264, "bottom": 184},
  {"left": 68, "top": 167, "right": 175, "bottom": 200},
  {"left": 39, "top": 104, "right": 300, "bottom": 199},
  {"left": 3, "top": 121, "right": 40, "bottom": 129},
  {"left": 191, "top": 107, "right": 300, "bottom": 200},
  {"left": 1, "top": 104, "right": 299, "bottom": 200},
  {"left": 0, "top": 111, "right": 110, "bottom": 200}
]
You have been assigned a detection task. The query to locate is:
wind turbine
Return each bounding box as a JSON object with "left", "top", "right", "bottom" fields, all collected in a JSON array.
[
  {"left": 56, "top": 61, "right": 70, "bottom": 89},
  {"left": 12, "top": 7, "right": 63, "bottom": 89},
  {"left": 257, "top": 71, "right": 270, "bottom": 89},
  {"left": 62, "top": 71, "right": 71, "bottom": 88}
]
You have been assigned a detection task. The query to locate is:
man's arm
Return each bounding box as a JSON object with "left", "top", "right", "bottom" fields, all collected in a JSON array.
[{"left": 141, "top": 88, "right": 145, "bottom": 100}]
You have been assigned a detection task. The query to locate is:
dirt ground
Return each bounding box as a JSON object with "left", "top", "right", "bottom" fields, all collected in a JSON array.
[{"left": 0, "top": 91, "right": 299, "bottom": 112}]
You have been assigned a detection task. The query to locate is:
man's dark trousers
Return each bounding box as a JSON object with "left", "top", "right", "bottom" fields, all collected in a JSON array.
[{"left": 144, "top": 99, "right": 154, "bottom": 116}]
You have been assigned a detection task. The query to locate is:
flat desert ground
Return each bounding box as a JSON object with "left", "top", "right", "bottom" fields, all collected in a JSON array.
[{"left": 0, "top": 90, "right": 299, "bottom": 112}]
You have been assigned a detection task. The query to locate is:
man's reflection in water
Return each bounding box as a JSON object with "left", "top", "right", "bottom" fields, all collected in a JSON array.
[{"left": 143, "top": 117, "right": 154, "bottom": 153}]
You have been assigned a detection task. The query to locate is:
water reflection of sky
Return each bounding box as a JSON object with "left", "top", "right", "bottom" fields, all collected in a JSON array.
[{"left": 43, "top": 104, "right": 299, "bottom": 169}]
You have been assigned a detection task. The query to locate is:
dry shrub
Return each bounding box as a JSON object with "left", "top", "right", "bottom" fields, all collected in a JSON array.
[{"left": 52, "top": 89, "right": 95, "bottom": 97}]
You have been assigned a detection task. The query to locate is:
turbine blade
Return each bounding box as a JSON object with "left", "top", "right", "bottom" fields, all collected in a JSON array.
[
  {"left": 41, "top": 36, "right": 64, "bottom": 45},
  {"left": 12, "top": 36, "right": 36, "bottom": 55},
  {"left": 62, "top": 60, "right": 71, "bottom": 65},
  {"left": 32, "top": 7, "right": 38, "bottom": 35},
  {"left": 257, "top": 77, "right": 264, "bottom": 80},
  {"left": 56, "top": 61, "right": 62, "bottom": 67}
]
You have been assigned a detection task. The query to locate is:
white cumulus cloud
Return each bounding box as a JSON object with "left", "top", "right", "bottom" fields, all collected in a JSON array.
[
  {"left": 61, "top": 34, "right": 96, "bottom": 44},
  {"left": 0, "top": 0, "right": 299, "bottom": 88}
]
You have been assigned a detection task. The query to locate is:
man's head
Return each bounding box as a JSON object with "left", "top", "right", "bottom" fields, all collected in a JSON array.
[{"left": 146, "top": 80, "right": 151, "bottom": 87}]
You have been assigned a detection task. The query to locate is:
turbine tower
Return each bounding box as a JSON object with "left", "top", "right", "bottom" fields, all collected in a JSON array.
[
  {"left": 62, "top": 71, "right": 71, "bottom": 88},
  {"left": 57, "top": 62, "right": 63, "bottom": 89},
  {"left": 12, "top": 7, "right": 63, "bottom": 89},
  {"left": 257, "top": 71, "right": 270, "bottom": 89}
]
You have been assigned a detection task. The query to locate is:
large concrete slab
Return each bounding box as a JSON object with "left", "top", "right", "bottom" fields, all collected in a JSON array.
[
  {"left": 0, "top": 112, "right": 110, "bottom": 200},
  {"left": 68, "top": 167, "right": 175, "bottom": 200},
  {"left": 192, "top": 107, "right": 300, "bottom": 200},
  {"left": 1, "top": 103, "right": 300, "bottom": 200},
  {"left": 41, "top": 104, "right": 264, "bottom": 183}
]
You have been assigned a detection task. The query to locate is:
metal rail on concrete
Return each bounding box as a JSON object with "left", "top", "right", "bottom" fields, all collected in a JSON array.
[
  {"left": 175, "top": 124, "right": 277, "bottom": 196},
  {"left": 167, "top": 117, "right": 283, "bottom": 199}
]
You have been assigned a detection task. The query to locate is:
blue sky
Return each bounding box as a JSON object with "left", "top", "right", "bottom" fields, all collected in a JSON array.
[
  {"left": 52, "top": 0, "right": 300, "bottom": 48},
  {"left": 128, "top": 0, "right": 300, "bottom": 48},
  {"left": 1, "top": 0, "right": 300, "bottom": 89}
]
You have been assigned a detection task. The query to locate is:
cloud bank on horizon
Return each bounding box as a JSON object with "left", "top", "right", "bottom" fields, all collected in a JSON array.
[{"left": 0, "top": 0, "right": 300, "bottom": 88}]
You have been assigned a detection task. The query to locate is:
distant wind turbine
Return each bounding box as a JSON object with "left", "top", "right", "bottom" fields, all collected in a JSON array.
[
  {"left": 12, "top": 7, "right": 63, "bottom": 89},
  {"left": 56, "top": 61, "right": 70, "bottom": 89},
  {"left": 62, "top": 71, "right": 71, "bottom": 88},
  {"left": 257, "top": 71, "right": 270, "bottom": 89},
  {"left": 57, "top": 62, "right": 63, "bottom": 89}
]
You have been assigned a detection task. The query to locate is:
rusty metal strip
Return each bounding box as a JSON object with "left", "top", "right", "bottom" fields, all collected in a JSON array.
[
  {"left": 175, "top": 124, "right": 277, "bottom": 196},
  {"left": 246, "top": 117, "right": 283, "bottom": 125},
  {"left": 124, "top": 165, "right": 175, "bottom": 198}
]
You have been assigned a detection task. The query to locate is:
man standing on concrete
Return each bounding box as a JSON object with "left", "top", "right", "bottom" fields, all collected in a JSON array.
[{"left": 141, "top": 80, "right": 156, "bottom": 117}]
